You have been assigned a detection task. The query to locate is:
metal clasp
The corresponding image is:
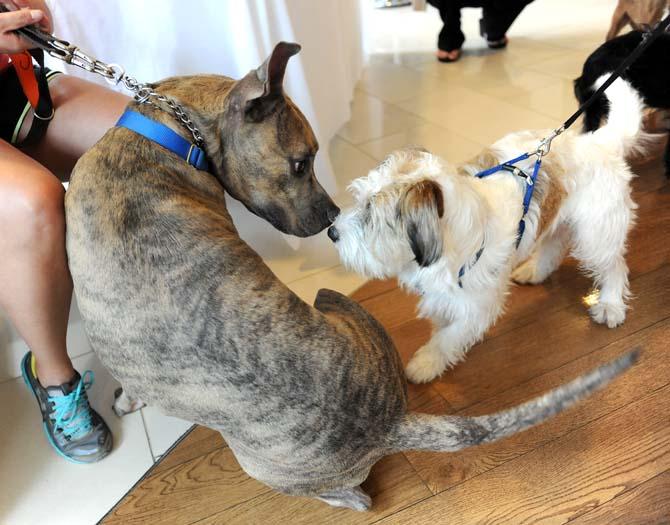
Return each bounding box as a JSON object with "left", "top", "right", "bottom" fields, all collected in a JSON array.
[
  {"left": 104, "top": 63, "right": 126, "bottom": 86},
  {"left": 534, "top": 125, "right": 564, "bottom": 158},
  {"left": 45, "top": 39, "right": 75, "bottom": 61}
]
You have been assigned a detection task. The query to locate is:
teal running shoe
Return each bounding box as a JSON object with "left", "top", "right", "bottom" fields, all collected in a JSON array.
[{"left": 21, "top": 352, "right": 113, "bottom": 463}]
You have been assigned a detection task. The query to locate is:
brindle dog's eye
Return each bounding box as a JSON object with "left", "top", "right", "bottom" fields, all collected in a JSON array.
[{"left": 293, "top": 159, "right": 306, "bottom": 175}]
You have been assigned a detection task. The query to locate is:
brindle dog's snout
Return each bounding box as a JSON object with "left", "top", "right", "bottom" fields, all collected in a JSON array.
[{"left": 327, "top": 225, "right": 340, "bottom": 242}]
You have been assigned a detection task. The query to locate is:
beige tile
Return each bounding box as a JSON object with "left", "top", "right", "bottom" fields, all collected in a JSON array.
[
  {"left": 358, "top": 62, "right": 444, "bottom": 103},
  {"left": 525, "top": 50, "right": 591, "bottom": 81},
  {"left": 474, "top": 69, "right": 561, "bottom": 102},
  {"left": 410, "top": 46, "right": 567, "bottom": 92},
  {"left": 287, "top": 265, "right": 367, "bottom": 305},
  {"left": 337, "top": 90, "right": 424, "bottom": 145},
  {"left": 409, "top": 51, "right": 518, "bottom": 90},
  {"left": 396, "top": 86, "right": 557, "bottom": 145},
  {"left": 501, "top": 37, "right": 572, "bottom": 65},
  {"left": 508, "top": 78, "right": 581, "bottom": 121},
  {"left": 368, "top": 51, "right": 436, "bottom": 68},
  {"left": 359, "top": 122, "right": 483, "bottom": 164}
]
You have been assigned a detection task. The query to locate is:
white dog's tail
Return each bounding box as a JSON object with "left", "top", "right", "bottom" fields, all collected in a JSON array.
[
  {"left": 591, "top": 76, "right": 647, "bottom": 156},
  {"left": 388, "top": 350, "right": 637, "bottom": 453}
]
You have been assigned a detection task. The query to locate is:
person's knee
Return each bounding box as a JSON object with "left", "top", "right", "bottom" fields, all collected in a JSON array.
[{"left": 1, "top": 172, "right": 66, "bottom": 249}]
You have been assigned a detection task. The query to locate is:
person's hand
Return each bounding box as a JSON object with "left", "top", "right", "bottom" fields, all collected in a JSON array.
[{"left": 0, "top": 0, "right": 53, "bottom": 54}]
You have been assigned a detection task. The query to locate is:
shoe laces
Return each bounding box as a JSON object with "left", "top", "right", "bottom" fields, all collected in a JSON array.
[{"left": 50, "top": 370, "right": 96, "bottom": 440}]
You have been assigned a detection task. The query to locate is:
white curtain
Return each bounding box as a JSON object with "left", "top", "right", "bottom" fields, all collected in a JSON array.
[{"left": 46, "top": 0, "right": 366, "bottom": 252}]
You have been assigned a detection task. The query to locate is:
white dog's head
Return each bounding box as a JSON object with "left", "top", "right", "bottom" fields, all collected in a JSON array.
[{"left": 328, "top": 149, "right": 448, "bottom": 279}]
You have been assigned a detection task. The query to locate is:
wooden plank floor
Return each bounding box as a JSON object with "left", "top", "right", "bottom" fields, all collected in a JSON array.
[{"left": 102, "top": 157, "right": 670, "bottom": 524}]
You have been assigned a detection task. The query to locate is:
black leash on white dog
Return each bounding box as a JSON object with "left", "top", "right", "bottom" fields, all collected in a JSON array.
[{"left": 457, "top": 13, "right": 670, "bottom": 287}]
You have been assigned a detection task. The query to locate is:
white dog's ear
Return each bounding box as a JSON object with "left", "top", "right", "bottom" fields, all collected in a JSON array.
[{"left": 399, "top": 179, "right": 444, "bottom": 267}]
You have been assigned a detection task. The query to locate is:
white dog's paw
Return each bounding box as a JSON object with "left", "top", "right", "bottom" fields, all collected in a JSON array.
[
  {"left": 511, "top": 259, "right": 543, "bottom": 285},
  {"left": 589, "top": 301, "right": 626, "bottom": 328},
  {"left": 406, "top": 345, "right": 449, "bottom": 384}
]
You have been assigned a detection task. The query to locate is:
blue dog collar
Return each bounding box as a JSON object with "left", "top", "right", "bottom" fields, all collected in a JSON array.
[{"left": 116, "top": 110, "right": 209, "bottom": 172}]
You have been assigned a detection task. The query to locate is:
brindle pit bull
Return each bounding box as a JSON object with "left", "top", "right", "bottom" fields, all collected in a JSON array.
[{"left": 65, "top": 42, "right": 637, "bottom": 510}]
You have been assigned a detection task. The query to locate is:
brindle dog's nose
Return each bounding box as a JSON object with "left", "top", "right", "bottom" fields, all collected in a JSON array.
[
  {"left": 327, "top": 226, "right": 340, "bottom": 242},
  {"left": 327, "top": 205, "right": 341, "bottom": 223}
]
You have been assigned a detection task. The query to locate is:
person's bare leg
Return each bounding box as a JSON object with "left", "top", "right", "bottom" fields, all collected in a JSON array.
[
  {"left": 0, "top": 141, "right": 74, "bottom": 386},
  {"left": 1, "top": 75, "right": 128, "bottom": 386}
]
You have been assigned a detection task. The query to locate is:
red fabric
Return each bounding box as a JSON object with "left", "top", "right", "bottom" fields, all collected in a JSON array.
[
  {"left": 9, "top": 51, "right": 39, "bottom": 107},
  {"left": 0, "top": 53, "right": 10, "bottom": 71}
]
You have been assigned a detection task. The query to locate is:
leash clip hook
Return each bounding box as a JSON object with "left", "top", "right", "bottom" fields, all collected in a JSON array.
[{"left": 534, "top": 125, "right": 564, "bottom": 158}]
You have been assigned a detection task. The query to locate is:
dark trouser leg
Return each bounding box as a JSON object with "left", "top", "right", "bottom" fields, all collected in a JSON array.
[
  {"left": 481, "top": 0, "right": 533, "bottom": 41},
  {"left": 664, "top": 133, "right": 670, "bottom": 178},
  {"left": 428, "top": 0, "right": 466, "bottom": 51}
]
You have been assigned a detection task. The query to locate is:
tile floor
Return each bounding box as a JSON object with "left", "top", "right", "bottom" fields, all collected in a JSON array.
[{"left": 0, "top": 0, "right": 624, "bottom": 523}]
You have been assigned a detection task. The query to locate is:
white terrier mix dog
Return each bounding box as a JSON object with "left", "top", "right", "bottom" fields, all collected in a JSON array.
[{"left": 328, "top": 78, "right": 646, "bottom": 383}]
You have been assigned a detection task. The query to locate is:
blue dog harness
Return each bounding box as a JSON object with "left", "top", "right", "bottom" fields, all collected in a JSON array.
[
  {"left": 457, "top": 151, "right": 544, "bottom": 288},
  {"left": 474, "top": 152, "right": 543, "bottom": 244},
  {"left": 116, "top": 110, "right": 209, "bottom": 172}
]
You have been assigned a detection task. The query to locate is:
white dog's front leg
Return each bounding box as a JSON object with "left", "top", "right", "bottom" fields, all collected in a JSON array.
[{"left": 406, "top": 321, "right": 479, "bottom": 384}]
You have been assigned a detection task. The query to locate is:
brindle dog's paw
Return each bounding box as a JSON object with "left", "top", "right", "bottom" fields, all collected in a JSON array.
[
  {"left": 317, "top": 486, "right": 372, "bottom": 511},
  {"left": 113, "top": 388, "right": 146, "bottom": 417}
]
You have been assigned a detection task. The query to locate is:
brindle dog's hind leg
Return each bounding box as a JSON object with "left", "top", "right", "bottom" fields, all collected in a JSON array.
[
  {"left": 316, "top": 486, "right": 372, "bottom": 511},
  {"left": 112, "top": 387, "right": 146, "bottom": 417}
]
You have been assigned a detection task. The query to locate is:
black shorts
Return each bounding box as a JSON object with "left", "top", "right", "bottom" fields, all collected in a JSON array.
[{"left": 0, "top": 64, "right": 60, "bottom": 144}]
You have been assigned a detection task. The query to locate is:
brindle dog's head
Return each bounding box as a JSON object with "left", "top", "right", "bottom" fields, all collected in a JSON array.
[{"left": 218, "top": 42, "right": 339, "bottom": 237}]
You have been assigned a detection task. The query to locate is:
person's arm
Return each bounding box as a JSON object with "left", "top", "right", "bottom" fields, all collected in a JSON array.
[{"left": 0, "top": 0, "right": 52, "bottom": 54}]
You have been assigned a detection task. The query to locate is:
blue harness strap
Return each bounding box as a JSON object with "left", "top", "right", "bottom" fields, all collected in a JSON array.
[
  {"left": 457, "top": 152, "right": 542, "bottom": 288},
  {"left": 116, "top": 110, "right": 209, "bottom": 172},
  {"left": 458, "top": 243, "right": 484, "bottom": 288},
  {"left": 474, "top": 152, "right": 542, "bottom": 244}
]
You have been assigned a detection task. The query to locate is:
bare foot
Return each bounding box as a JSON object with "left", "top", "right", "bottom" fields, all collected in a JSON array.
[{"left": 436, "top": 49, "right": 461, "bottom": 63}]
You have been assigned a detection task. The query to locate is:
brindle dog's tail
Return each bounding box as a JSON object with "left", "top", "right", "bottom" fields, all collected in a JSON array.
[{"left": 389, "top": 350, "right": 638, "bottom": 453}]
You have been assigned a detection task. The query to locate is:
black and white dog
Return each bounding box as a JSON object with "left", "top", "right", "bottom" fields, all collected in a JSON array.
[{"left": 574, "top": 30, "right": 670, "bottom": 175}]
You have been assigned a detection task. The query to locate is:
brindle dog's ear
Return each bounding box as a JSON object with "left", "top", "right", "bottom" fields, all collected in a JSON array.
[
  {"left": 245, "top": 42, "right": 301, "bottom": 122},
  {"left": 399, "top": 179, "right": 444, "bottom": 267}
]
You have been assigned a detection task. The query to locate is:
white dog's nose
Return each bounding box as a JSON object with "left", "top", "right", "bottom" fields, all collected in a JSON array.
[{"left": 327, "top": 226, "right": 340, "bottom": 242}]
